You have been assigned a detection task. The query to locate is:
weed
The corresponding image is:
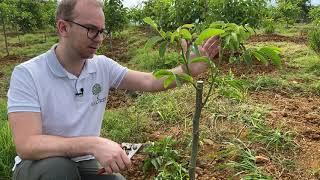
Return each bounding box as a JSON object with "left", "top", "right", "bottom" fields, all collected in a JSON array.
[
  {"left": 216, "top": 139, "right": 272, "bottom": 179},
  {"left": 101, "top": 108, "right": 149, "bottom": 143},
  {"left": 0, "top": 99, "right": 15, "bottom": 179},
  {"left": 309, "top": 29, "right": 320, "bottom": 56},
  {"left": 143, "top": 137, "right": 189, "bottom": 179}
]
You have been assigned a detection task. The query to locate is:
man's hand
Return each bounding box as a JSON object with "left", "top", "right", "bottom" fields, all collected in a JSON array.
[
  {"left": 199, "top": 36, "right": 220, "bottom": 59},
  {"left": 93, "top": 138, "right": 131, "bottom": 174},
  {"left": 182, "top": 36, "right": 220, "bottom": 59}
]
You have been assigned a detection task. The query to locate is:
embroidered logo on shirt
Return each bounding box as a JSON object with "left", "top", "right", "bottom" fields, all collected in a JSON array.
[
  {"left": 92, "top": 83, "right": 102, "bottom": 95},
  {"left": 91, "top": 83, "right": 106, "bottom": 106}
]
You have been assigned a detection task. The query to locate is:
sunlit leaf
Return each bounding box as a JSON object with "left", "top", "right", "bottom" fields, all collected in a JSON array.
[
  {"left": 181, "top": 24, "right": 194, "bottom": 29},
  {"left": 164, "top": 75, "right": 175, "bottom": 88},
  {"left": 180, "top": 29, "right": 192, "bottom": 40},
  {"left": 143, "top": 17, "right": 158, "bottom": 30},
  {"left": 190, "top": 56, "right": 210, "bottom": 64},
  {"left": 195, "top": 28, "right": 225, "bottom": 45},
  {"left": 259, "top": 47, "right": 282, "bottom": 67},
  {"left": 153, "top": 70, "right": 173, "bottom": 79}
]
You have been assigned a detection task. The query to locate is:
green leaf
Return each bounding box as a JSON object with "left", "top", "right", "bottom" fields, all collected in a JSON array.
[
  {"left": 144, "top": 36, "right": 163, "bottom": 49},
  {"left": 164, "top": 75, "right": 175, "bottom": 88},
  {"left": 252, "top": 50, "right": 268, "bottom": 65},
  {"left": 159, "top": 41, "right": 168, "bottom": 58},
  {"left": 195, "top": 28, "right": 225, "bottom": 45},
  {"left": 259, "top": 47, "right": 282, "bottom": 67},
  {"left": 171, "top": 31, "right": 180, "bottom": 43},
  {"left": 151, "top": 158, "right": 160, "bottom": 170},
  {"left": 179, "top": 29, "right": 192, "bottom": 40},
  {"left": 143, "top": 17, "right": 158, "bottom": 30},
  {"left": 153, "top": 70, "right": 173, "bottom": 79},
  {"left": 174, "top": 74, "right": 182, "bottom": 87},
  {"left": 190, "top": 56, "right": 210, "bottom": 64},
  {"left": 177, "top": 73, "right": 194, "bottom": 84},
  {"left": 160, "top": 29, "right": 166, "bottom": 39},
  {"left": 181, "top": 24, "right": 194, "bottom": 29}
]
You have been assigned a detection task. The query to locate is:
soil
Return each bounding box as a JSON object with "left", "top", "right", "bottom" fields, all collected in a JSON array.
[
  {"left": 251, "top": 91, "right": 320, "bottom": 179},
  {"left": 249, "top": 34, "right": 308, "bottom": 44},
  {"left": 102, "top": 37, "right": 131, "bottom": 63}
]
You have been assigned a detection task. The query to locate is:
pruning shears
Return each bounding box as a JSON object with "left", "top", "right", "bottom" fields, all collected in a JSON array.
[{"left": 97, "top": 143, "right": 142, "bottom": 175}]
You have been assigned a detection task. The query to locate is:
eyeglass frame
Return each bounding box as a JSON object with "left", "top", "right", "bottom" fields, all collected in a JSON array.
[{"left": 64, "top": 20, "right": 108, "bottom": 41}]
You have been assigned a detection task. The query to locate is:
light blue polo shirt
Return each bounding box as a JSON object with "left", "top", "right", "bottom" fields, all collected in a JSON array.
[{"left": 7, "top": 45, "right": 128, "bottom": 168}]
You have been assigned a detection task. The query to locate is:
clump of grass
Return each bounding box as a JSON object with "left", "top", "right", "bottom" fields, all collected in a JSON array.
[
  {"left": 143, "top": 136, "right": 189, "bottom": 179},
  {"left": 309, "top": 29, "right": 320, "bottom": 56},
  {"left": 101, "top": 108, "right": 149, "bottom": 143},
  {"left": 0, "top": 99, "right": 15, "bottom": 179},
  {"left": 216, "top": 139, "right": 272, "bottom": 179},
  {"left": 135, "top": 91, "right": 186, "bottom": 124}
]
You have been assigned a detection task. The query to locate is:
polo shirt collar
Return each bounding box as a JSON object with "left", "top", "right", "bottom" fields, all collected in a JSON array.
[{"left": 47, "top": 44, "right": 97, "bottom": 79}]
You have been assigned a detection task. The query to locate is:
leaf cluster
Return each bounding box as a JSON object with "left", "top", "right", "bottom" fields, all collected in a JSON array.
[{"left": 143, "top": 137, "right": 189, "bottom": 179}]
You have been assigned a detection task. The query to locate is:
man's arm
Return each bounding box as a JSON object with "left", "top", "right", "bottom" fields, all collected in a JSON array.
[
  {"left": 9, "top": 112, "right": 131, "bottom": 173},
  {"left": 118, "top": 37, "right": 219, "bottom": 92}
]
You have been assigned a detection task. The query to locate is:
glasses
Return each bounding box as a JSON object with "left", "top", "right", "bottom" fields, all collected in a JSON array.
[{"left": 65, "top": 20, "right": 107, "bottom": 40}]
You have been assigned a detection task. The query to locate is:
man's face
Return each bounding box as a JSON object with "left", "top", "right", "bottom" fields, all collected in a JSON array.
[{"left": 67, "top": 1, "right": 105, "bottom": 59}]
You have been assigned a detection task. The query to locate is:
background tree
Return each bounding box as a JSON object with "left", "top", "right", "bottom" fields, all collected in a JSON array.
[
  {"left": 104, "top": 0, "right": 128, "bottom": 54},
  {"left": 128, "top": 6, "right": 144, "bottom": 25},
  {"left": 142, "top": 0, "right": 176, "bottom": 31},
  {"left": 206, "top": 0, "right": 268, "bottom": 28},
  {"left": 14, "top": 0, "right": 44, "bottom": 33},
  {"left": 309, "top": 6, "right": 320, "bottom": 25},
  {"left": 174, "top": 0, "right": 208, "bottom": 26},
  {"left": 276, "top": 0, "right": 302, "bottom": 27},
  {"left": 0, "top": 0, "right": 12, "bottom": 56},
  {"left": 40, "top": 0, "right": 57, "bottom": 42}
]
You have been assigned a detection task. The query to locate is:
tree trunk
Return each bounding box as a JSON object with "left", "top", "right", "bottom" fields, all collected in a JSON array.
[
  {"left": 16, "top": 26, "right": 20, "bottom": 43},
  {"left": 189, "top": 81, "right": 204, "bottom": 180},
  {"left": 2, "top": 16, "right": 9, "bottom": 56},
  {"left": 109, "top": 32, "right": 114, "bottom": 59},
  {"left": 44, "top": 31, "right": 47, "bottom": 42}
]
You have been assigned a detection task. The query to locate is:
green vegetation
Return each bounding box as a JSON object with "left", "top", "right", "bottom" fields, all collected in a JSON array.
[{"left": 1, "top": 0, "right": 320, "bottom": 179}]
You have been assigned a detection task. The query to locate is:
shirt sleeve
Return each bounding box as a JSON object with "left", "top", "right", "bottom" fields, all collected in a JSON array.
[
  {"left": 102, "top": 56, "right": 128, "bottom": 89},
  {"left": 7, "top": 65, "right": 40, "bottom": 113}
]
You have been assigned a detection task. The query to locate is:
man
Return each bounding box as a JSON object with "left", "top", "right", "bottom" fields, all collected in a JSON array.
[{"left": 7, "top": 0, "right": 219, "bottom": 179}]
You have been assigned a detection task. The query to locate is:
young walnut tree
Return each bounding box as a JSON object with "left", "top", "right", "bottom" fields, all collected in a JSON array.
[{"left": 143, "top": 17, "right": 281, "bottom": 180}]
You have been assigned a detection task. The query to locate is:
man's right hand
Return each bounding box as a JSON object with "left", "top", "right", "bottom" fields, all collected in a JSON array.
[{"left": 93, "top": 137, "right": 131, "bottom": 174}]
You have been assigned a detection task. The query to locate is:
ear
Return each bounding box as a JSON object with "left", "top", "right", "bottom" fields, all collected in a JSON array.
[{"left": 56, "top": 20, "right": 70, "bottom": 37}]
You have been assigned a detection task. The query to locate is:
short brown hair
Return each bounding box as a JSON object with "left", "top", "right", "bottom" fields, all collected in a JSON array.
[{"left": 55, "top": 0, "right": 104, "bottom": 21}]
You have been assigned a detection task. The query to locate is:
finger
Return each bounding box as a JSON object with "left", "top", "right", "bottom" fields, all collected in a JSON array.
[
  {"left": 110, "top": 161, "right": 120, "bottom": 173},
  {"left": 203, "top": 36, "right": 219, "bottom": 50},
  {"left": 209, "top": 47, "right": 220, "bottom": 59},
  {"left": 116, "top": 155, "right": 126, "bottom": 170},
  {"left": 121, "top": 151, "right": 132, "bottom": 169},
  {"left": 104, "top": 166, "right": 113, "bottom": 174}
]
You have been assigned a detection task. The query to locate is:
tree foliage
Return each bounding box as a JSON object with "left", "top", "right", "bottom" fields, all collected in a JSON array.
[
  {"left": 104, "top": 0, "right": 128, "bottom": 34},
  {"left": 276, "top": 0, "right": 302, "bottom": 26},
  {"left": 309, "top": 6, "right": 320, "bottom": 25},
  {"left": 207, "top": 0, "right": 268, "bottom": 28}
]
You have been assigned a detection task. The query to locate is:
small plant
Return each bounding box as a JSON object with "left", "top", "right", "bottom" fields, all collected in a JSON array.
[
  {"left": 248, "top": 125, "right": 297, "bottom": 152},
  {"left": 143, "top": 17, "right": 281, "bottom": 179},
  {"left": 216, "top": 139, "right": 272, "bottom": 179},
  {"left": 143, "top": 137, "right": 189, "bottom": 179},
  {"left": 308, "top": 29, "right": 320, "bottom": 56},
  {"left": 209, "top": 22, "right": 281, "bottom": 66},
  {"left": 262, "top": 18, "right": 276, "bottom": 34}
]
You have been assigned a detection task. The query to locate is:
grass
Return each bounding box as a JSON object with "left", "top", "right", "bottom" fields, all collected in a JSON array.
[
  {"left": 0, "top": 32, "right": 58, "bottom": 57},
  {"left": 0, "top": 99, "right": 15, "bottom": 180}
]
